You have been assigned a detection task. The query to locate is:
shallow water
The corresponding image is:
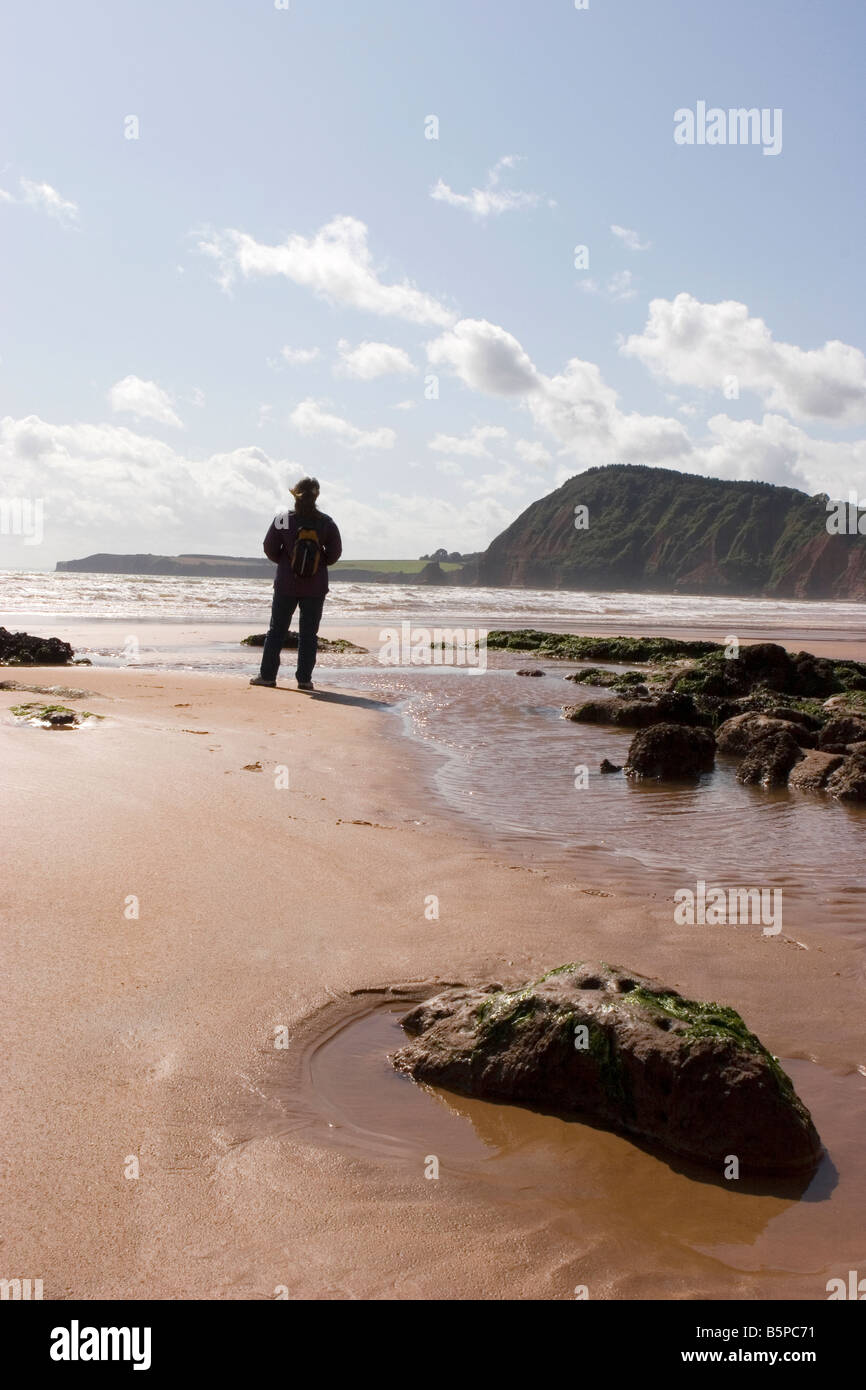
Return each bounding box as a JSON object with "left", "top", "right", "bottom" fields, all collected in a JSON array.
[{"left": 335, "top": 663, "right": 866, "bottom": 946}]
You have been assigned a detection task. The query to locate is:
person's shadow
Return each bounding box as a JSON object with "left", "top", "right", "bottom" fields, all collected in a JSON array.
[{"left": 284, "top": 688, "right": 393, "bottom": 711}]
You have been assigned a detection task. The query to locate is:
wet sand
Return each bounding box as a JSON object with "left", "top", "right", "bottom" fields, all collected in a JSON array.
[{"left": 1, "top": 661, "right": 865, "bottom": 1299}]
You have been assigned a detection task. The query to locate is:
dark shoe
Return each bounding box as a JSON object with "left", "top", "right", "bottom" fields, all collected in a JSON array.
[
  {"left": 250, "top": 676, "right": 276, "bottom": 687},
  {"left": 296, "top": 680, "right": 315, "bottom": 691}
]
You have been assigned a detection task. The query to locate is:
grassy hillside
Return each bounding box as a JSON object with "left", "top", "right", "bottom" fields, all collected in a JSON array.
[{"left": 476, "top": 464, "right": 866, "bottom": 600}]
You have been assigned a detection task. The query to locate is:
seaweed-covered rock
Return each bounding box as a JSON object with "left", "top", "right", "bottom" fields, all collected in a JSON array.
[
  {"left": 737, "top": 642, "right": 796, "bottom": 688},
  {"left": 241, "top": 632, "right": 367, "bottom": 653},
  {"left": 563, "top": 692, "right": 700, "bottom": 728},
  {"left": 818, "top": 716, "right": 866, "bottom": 749},
  {"left": 391, "top": 963, "right": 822, "bottom": 1174},
  {"left": 487, "top": 631, "right": 719, "bottom": 661},
  {"left": 599, "top": 758, "right": 622, "bottom": 774},
  {"left": 516, "top": 668, "right": 545, "bottom": 677},
  {"left": 737, "top": 730, "right": 805, "bottom": 787},
  {"left": 716, "top": 712, "right": 815, "bottom": 755},
  {"left": 670, "top": 643, "right": 861, "bottom": 703},
  {"left": 565, "top": 667, "right": 649, "bottom": 694},
  {"left": 766, "top": 706, "right": 820, "bottom": 732},
  {"left": 624, "top": 723, "right": 716, "bottom": 781},
  {"left": 825, "top": 754, "right": 866, "bottom": 802},
  {"left": 0, "top": 628, "right": 74, "bottom": 666},
  {"left": 788, "top": 750, "right": 845, "bottom": 791},
  {"left": 9, "top": 701, "right": 100, "bottom": 729}
]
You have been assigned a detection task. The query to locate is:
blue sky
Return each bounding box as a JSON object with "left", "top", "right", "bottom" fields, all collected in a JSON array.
[{"left": 2, "top": 0, "right": 866, "bottom": 566}]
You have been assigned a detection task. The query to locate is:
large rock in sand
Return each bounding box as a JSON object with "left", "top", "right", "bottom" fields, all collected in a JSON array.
[
  {"left": 391, "top": 963, "right": 822, "bottom": 1175},
  {"left": 623, "top": 722, "right": 716, "bottom": 780}
]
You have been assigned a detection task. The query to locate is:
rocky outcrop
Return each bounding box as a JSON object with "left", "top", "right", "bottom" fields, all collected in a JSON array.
[
  {"left": 0, "top": 628, "right": 74, "bottom": 666},
  {"left": 825, "top": 754, "right": 866, "bottom": 802},
  {"left": 563, "top": 692, "right": 700, "bottom": 728},
  {"left": 624, "top": 723, "right": 716, "bottom": 780},
  {"left": 736, "top": 730, "right": 805, "bottom": 787},
  {"left": 547, "top": 626, "right": 866, "bottom": 796},
  {"left": 818, "top": 716, "right": 866, "bottom": 749},
  {"left": 766, "top": 706, "right": 820, "bottom": 732},
  {"left": 516, "top": 668, "right": 545, "bottom": 677},
  {"left": 672, "top": 642, "right": 857, "bottom": 702},
  {"left": 391, "top": 963, "right": 822, "bottom": 1175},
  {"left": 716, "top": 712, "right": 816, "bottom": 755},
  {"left": 788, "top": 750, "right": 845, "bottom": 791}
]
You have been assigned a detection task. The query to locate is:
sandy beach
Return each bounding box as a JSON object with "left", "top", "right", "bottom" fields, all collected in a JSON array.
[{"left": 2, "top": 656, "right": 865, "bottom": 1301}]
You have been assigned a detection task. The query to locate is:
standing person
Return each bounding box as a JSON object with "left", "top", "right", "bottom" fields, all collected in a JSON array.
[{"left": 250, "top": 477, "right": 342, "bottom": 691}]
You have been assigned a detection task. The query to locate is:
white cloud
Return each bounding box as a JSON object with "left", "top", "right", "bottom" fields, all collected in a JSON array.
[
  {"left": 198, "top": 214, "right": 455, "bottom": 326},
  {"left": 0, "top": 177, "right": 79, "bottom": 225},
  {"left": 6, "top": 399, "right": 863, "bottom": 569},
  {"left": 0, "top": 413, "right": 533, "bottom": 560},
  {"left": 426, "top": 312, "right": 866, "bottom": 499},
  {"left": 429, "top": 424, "right": 508, "bottom": 458},
  {"left": 514, "top": 438, "right": 551, "bottom": 467},
  {"left": 427, "top": 318, "right": 540, "bottom": 395},
  {"left": 426, "top": 317, "right": 688, "bottom": 467},
  {"left": 280, "top": 346, "right": 321, "bottom": 365},
  {"left": 281, "top": 474, "right": 527, "bottom": 555},
  {"left": 430, "top": 156, "right": 553, "bottom": 219},
  {"left": 0, "top": 415, "right": 294, "bottom": 544},
  {"left": 611, "top": 224, "right": 651, "bottom": 251},
  {"left": 697, "top": 411, "right": 866, "bottom": 498},
  {"left": 608, "top": 270, "right": 636, "bottom": 301},
  {"left": 108, "top": 376, "right": 183, "bottom": 428},
  {"left": 622, "top": 292, "right": 866, "bottom": 425},
  {"left": 436, "top": 459, "right": 464, "bottom": 476},
  {"left": 289, "top": 398, "right": 396, "bottom": 450},
  {"left": 460, "top": 458, "right": 526, "bottom": 499},
  {"left": 335, "top": 338, "right": 416, "bottom": 380},
  {"left": 392, "top": 399, "right": 416, "bottom": 411},
  {"left": 579, "top": 269, "right": 636, "bottom": 301}
]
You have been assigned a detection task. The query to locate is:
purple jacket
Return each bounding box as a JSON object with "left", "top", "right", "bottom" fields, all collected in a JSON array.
[{"left": 263, "top": 509, "right": 343, "bottom": 598}]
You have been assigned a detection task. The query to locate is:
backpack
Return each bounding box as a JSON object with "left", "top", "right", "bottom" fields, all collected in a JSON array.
[{"left": 290, "top": 518, "right": 322, "bottom": 577}]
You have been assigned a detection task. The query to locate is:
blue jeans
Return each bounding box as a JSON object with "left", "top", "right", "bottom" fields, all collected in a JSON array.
[{"left": 260, "top": 593, "right": 325, "bottom": 683}]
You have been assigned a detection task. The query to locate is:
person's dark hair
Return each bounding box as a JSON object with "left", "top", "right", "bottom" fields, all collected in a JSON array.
[{"left": 291, "top": 476, "right": 320, "bottom": 521}]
